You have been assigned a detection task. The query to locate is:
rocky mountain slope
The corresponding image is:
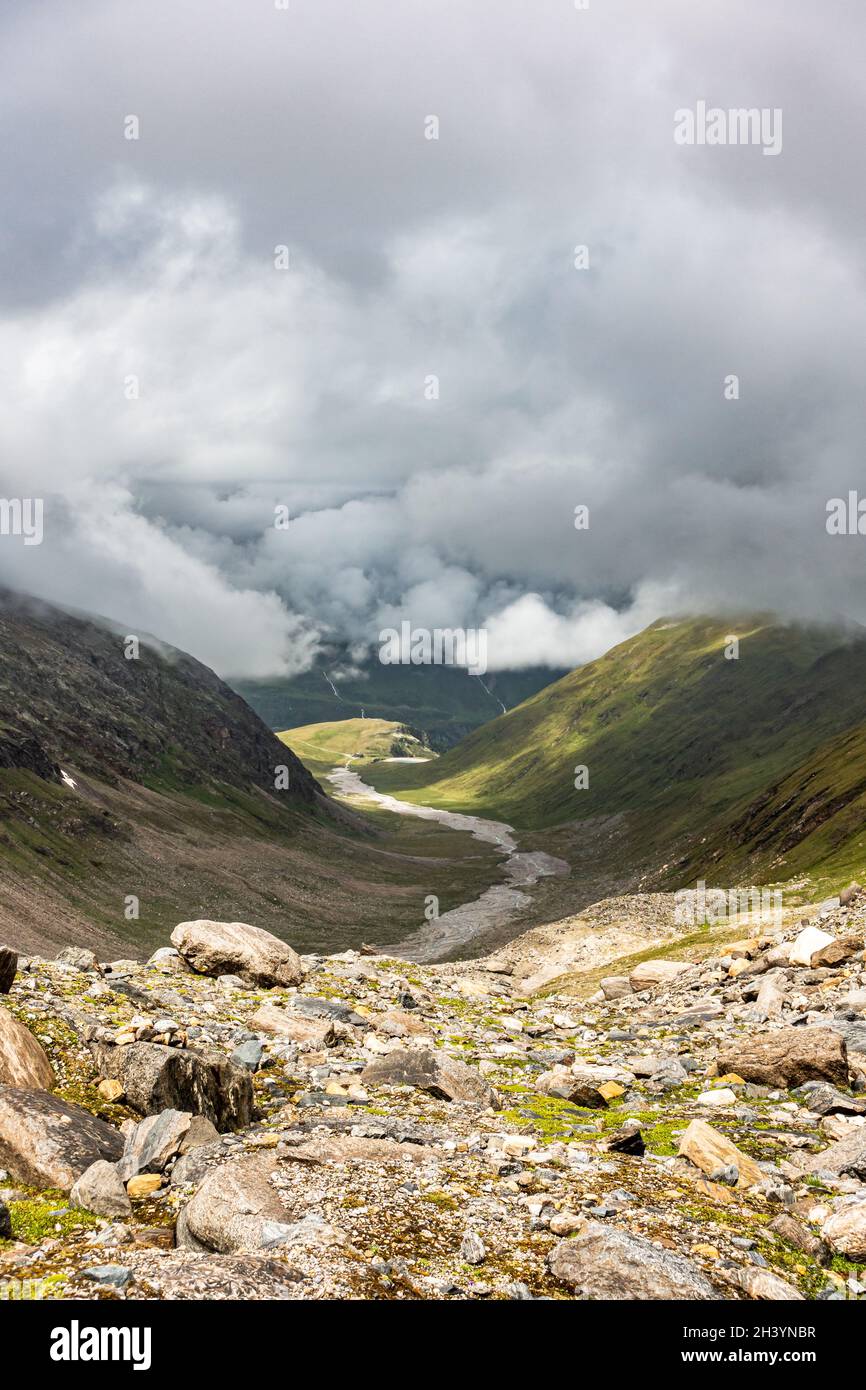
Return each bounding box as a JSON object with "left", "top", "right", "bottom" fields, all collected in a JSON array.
[
  {"left": 0, "top": 588, "right": 320, "bottom": 802},
  {"left": 1, "top": 900, "right": 865, "bottom": 1301},
  {"left": 365, "top": 615, "right": 866, "bottom": 894},
  {"left": 0, "top": 590, "right": 503, "bottom": 960}
]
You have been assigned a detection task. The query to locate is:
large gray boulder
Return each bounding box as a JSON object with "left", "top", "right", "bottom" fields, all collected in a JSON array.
[
  {"left": 177, "top": 1153, "right": 296, "bottom": 1253},
  {"left": 0, "top": 1085, "right": 123, "bottom": 1190},
  {"left": 170, "top": 920, "right": 304, "bottom": 988},
  {"left": 70, "top": 1160, "right": 132, "bottom": 1218},
  {"left": 717, "top": 1026, "right": 848, "bottom": 1089},
  {"left": 798, "top": 1126, "right": 866, "bottom": 1181},
  {"left": 548, "top": 1222, "right": 721, "bottom": 1300},
  {"left": 0, "top": 1006, "right": 54, "bottom": 1089},
  {"left": 361, "top": 1049, "right": 500, "bottom": 1109},
  {"left": 117, "top": 1109, "right": 194, "bottom": 1181},
  {"left": 821, "top": 1202, "right": 866, "bottom": 1260},
  {"left": 94, "top": 1042, "right": 253, "bottom": 1131}
]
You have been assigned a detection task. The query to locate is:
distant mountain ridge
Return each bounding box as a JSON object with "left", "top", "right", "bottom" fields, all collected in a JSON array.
[{"left": 234, "top": 650, "right": 567, "bottom": 751}]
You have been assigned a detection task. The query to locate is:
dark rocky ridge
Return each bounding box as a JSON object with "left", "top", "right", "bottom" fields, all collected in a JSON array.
[{"left": 0, "top": 587, "right": 318, "bottom": 805}]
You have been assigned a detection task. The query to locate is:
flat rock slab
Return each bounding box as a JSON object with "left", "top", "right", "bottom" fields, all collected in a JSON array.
[
  {"left": 171, "top": 920, "right": 304, "bottom": 988},
  {"left": 731, "top": 1268, "right": 804, "bottom": 1300},
  {"left": 0, "top": 1085, "right": 123, "bottom": 1190},
  {"left": 250, "top": 1004, "right": 339, "bottom": 1046},
  {"left": 281, "top": 1133, "right": 428, "bottom": 1165},
  {"left": 291, "top": 996, "right": 364, "bottom": 1026},
  {"left": 361, "top": 1049, "right": 500, "bottom": 1109},
  {"left": 629, "top": 960, "right": 694, "bottom": 991},
  {"left": 678, "top": 1118, "right": 764, "bottom": 1190},
  {"left": 548, "top": 1221, "right": 721, "bottom": 1300},
  {"left": 717, "top": 1026, "right": 848, "bottom": 1089},
  {"left": 0, "top": 1006, "right": 54, "bottom": 1089},
  {"left": 95, "top": 1042, "right": 253, "bottom": 1132}
]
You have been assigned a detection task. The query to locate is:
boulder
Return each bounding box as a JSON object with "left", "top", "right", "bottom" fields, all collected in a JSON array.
[
  {"left": 717, "top": 1026, "right": 848, "bottom": 1089},
  {"left": 0, "top": 946, "right": 17, "bottom": 995},
  {"left": 629, "top": 960, "right": 693, "bottom": 991},
  {"left": 250, "top": 1003, "right": 339, "bottom": 1046},
  {"left": 810, "top": 935, "right": 864, "bottom": 968},
  {"left": 678, "top": 1119, "right": 764, "bottom": 1189},
  {"left": 127, "top": 1173, "right": 162, "bottom": 1198},
  {"left": 821, "top": 1203, "right": 866, "bottom": 1260},
  {"left": 536, "top": 1067, "right": 606, "bottom": 1106},
  {"left": 754, "top": 970, "right": 787, "bottom": 1017},
  {"left": 180, "top": 1115, "right": 220, "bottom": 1152},
  {"left": 626, "top": 1053, "right": 688, "bottom": 1083},
  {"left": 170, "top": 920, "right": 304, "bottom": 988},
  {"left": 70, "top": 1160, "right": 132, "bottom": 1218},
  {"left": 230, "top": 1040, "right": 264, "bottom": 1072},
  {"left": 793, "top": 1082, "right": 866, "bottom": 1117},
  {"left": 177, "top": 1153, "right": 298, "bottom": 1253},
  {"left": 548, "top": 1222, "right": 721, "bottom": 1300},
  {"left": 768, "top": 1213, "right": 828, "bottom": 1264},
  {"left": 373, "top": 1009, "right": 430, "bottom": 1037},
  {"left": 731, "top": 1268, "right": 804, "bottom": 1301},
  {"left": 117, "top": 1109, "right": 193, "bottom": 1181},
  {"left": 0, "top": 1007, "right": 54, "bottom": 1089},
  {"left": 361, "top": 1048, "right": 500, "bottom": 1109},
  {"left": 599, "top": 976, "right": 631, "bottom": 1000},
  {"left": 56, "top": 946, "right": 99, "bottom": 972},
  {"left": 605, "top": 1122, "right": 645, "bottom": 1155},
  {"left": 788, "top": 926, "right": 835, "bottom": 967},
  {"left": 94, "top": 1041, "right": 253, "bottom": 1131},
  {"left": 0, "top": 1085, "right": 123, "bottom": 1190},
  {"left": 798, "top": 1127, "right": 866, "bottom": 1181}
]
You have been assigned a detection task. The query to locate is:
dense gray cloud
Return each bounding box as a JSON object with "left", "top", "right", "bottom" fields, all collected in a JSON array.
[{"left": 0, "top": 0, "right": 864, "bottom": 676}]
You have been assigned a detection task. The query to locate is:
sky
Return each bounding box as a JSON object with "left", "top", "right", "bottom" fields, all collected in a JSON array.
[{"left": 0, "top": 0, "right": 864, "bottom": 678}]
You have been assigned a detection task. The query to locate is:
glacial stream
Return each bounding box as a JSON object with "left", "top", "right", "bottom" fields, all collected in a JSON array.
[{"left": 327, "top": 763, "right": 569, "bottom": 962}]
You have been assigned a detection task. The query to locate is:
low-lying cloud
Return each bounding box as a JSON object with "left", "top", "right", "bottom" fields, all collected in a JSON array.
[{"left": 1, "top": 1, "right": 864, "bottom": 676}]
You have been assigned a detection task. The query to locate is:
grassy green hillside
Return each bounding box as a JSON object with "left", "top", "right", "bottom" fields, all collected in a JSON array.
[
  {"left": 278, "top": 717, "right": 435, "bottom": 780},
  {"left": 363, "top": 615, "right": 866, "bottom": 888}
]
